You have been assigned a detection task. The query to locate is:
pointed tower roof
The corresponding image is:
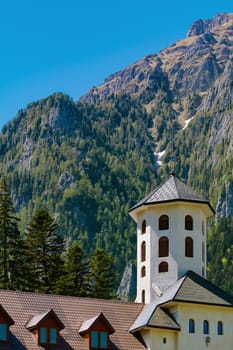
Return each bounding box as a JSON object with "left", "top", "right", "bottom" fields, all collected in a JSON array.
[{"left": 129, "top": 174, "right": 215, "bottom": 219}]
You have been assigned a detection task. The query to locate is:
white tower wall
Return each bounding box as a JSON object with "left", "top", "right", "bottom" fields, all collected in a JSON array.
[{"left": 135, "top": 201, "right": 208, "bottom": 304}]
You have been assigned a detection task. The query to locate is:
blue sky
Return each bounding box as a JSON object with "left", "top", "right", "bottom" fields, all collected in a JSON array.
[{"left": 0, "top": 0, "right": 232, "bottom": 130}]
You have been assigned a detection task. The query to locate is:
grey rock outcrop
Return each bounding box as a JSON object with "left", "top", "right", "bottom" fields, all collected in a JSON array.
[
  {"left": 216, "top": 182, "right": 233, "bottom": 221},
  {"left": 117, "top": 263, "right": 133, "bottom": 301},
  {"left": 187, "top": 13, "right": 230, "bottom": 37}
]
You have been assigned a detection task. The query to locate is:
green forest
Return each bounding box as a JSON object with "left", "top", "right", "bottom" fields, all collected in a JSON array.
[
  {"left": 0, "top": 93, "right": 158, "bottom": 295},
  {"left": 0, "top": 92, "right": 233, "bottom": 298},
  {"left": 0, "top": 176, "right": 116, "bottom": 298}
]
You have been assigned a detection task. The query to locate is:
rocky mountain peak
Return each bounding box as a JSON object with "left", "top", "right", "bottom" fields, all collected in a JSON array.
[{"left": 187, "top": 13, "right": 232, "bottom": 37}]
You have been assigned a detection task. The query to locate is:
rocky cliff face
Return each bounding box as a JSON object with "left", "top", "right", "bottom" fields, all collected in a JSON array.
[
  {"left": 216, "top": 182, "right": 233, "bottom": 221},
  {"left": 81, "top": 13, "right": 233, "bottom": 111},
  {"left": 81, "top": 13, "right": 233, "bottom": 217},
  {"left": 187, "top": 13, "right": 230, "bottom": 37}
]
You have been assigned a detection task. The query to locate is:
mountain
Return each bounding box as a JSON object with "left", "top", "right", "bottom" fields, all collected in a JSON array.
[
  {"left": 0, "top": 13, "right": 233, "bottom": 296},
  {"left": 81, "top": 12, "right": 233, "bottom": 217}
]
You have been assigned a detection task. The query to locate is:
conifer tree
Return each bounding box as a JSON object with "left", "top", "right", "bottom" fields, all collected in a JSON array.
[
  {"left": 8, "top": 221, "right": 28, "bottom": 290},
  {"left": 56, "top": 241, "right": 90, "bottom": 296},
  {"left": 24, "top": 208, "right": 64, "bottom": 293},
  {"left": 0, "top": 177, "right": 23, "bottom": 289},
  {"left": 89, "top": 248, "right": 116, "bottom": 299}
]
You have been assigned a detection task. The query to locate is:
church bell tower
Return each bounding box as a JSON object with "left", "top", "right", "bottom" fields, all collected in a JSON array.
[{"left": 129, "top": 174, "right": 215, "bottom": 304}]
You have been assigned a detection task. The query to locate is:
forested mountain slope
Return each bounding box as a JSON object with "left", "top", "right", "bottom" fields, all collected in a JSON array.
[
  {"left": 1, "top": 12, "right": 233, "bottom": 296},
  {"left": 0, "top": 93, "right": 157, "bottom": 291},
  {"left": 82, "top": 12, "right": 233, "bottom": 218}
]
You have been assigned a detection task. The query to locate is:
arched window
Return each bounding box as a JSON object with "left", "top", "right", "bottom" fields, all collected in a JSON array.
[
  {"left": 141, "top": 266, "right": 146, "bottom": 277},
  {"left": 159, "top": 215, "right": 169, "bottom": 230},
  {"left": 185, "top": 215, "right": 193, "bottom": 230},
  {"left": 141, "top": 220, "right": 146, "bottom": 234},
  {"left": 202, "top": 241, "right": 205, "bottom": 262},
  {"left": 185, "top": 237, "right": 193, "bottom": 257},
  {"left": 202, "top": 220, "right": 205, "bottom": 235},
  {"left": 189, "top": 319, "right": 195, "bottom": 333},
  {"left": 217, "top": 321, "right": 223, "bottom": 335},
  {"left": 141, "top": 241, "right": 146, "bottom": 262},
  {"left": 202, "top": 266, "right": 205, "bottom": 277},
  {"left": 141, "top": 290, "right": 145, "bottom": 303},
  {"left": 203, "top": 320, "right": 209, "bottom": 334},
  {"left": 159, "top": 236, "right": 169, "bottom": 257},
  {"left": 158, "top": 261, "right": 168, "bottom": 273}
]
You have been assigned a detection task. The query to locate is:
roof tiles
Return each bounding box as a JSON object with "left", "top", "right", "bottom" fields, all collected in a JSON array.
[{"left": 0, "top": 289, "right": 144, "bottom": 350}]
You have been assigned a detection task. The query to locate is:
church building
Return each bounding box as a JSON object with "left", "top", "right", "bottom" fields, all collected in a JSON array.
[{"left": 0, "top": 173, "right": 233, "bottom": 349}]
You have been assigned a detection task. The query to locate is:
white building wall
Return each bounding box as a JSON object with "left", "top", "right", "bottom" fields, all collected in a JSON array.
[
  {"left": 171, "top": 303, "right": 233, "bottom": 350},
  {"left": 140, "top": 328, "right": 177, "bottom": 350}
]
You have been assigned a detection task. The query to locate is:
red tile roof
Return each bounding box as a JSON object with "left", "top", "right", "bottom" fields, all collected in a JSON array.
[{"left": 0, "top": 289, "right": 145, "bottom": 350}]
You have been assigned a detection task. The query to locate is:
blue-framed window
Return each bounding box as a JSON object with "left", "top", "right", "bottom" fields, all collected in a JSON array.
[
  {"left": 203, "top": 320, "right": 209, "bottom": 334},
  {"left": 91, "top": 331, "right": 108, "bottom": 349},
  {"left": 0, "top": 324, "right": 7, "bottom": 341},
  {"left": 217, "top": 321, "right": 223, "bottom": 335},
  {"left": 189, "top": 319, "right": 195, "bottom": 333},
  {"left": 100, "top": 332, "right": 108, "bottom": 348},
  {"left": 50, "top": 328, "right": 57, "bottom": 344},
  {"left": 39, "top": 327, "right": 59, "bottom": 345},
  {"left": 91, "top": 331, "right": 99, "bottom": 348},
  {"left": 40, "top": 327, "right": 47, "bottom": 343}
]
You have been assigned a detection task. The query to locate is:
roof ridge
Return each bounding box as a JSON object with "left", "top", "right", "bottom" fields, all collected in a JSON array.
[{"left": 0, "top": 288, "right": 142, "bottom": 305}]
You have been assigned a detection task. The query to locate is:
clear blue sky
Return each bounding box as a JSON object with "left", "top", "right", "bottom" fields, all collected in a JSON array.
[{"left": 0, "top": 0, "right": 232, "bottom": 130}]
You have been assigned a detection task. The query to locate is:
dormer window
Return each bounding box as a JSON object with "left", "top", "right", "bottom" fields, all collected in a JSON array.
[
  {"left": 39, "top": 327, "right": 58, "bottom": 345},
  {"left": 0, "top": 324, "right": 7, "bottom": 341},
  {"left": 50, "top": 327, "right": 58, "bottom": 344},
  {"left": 26, "top": 309, "right": 64, "bottom": 346},
  {"left": 79, "top": 312, "right": 115, "bottom": 350},
  {"left": 40, "top": 327, "right": 47, "bottom": 344},
  {"left": 0, "top": 304, "right": 14, "bottom": 343},
  {"left": 91, "top": 330, "right": 108, "bottom": 349}
]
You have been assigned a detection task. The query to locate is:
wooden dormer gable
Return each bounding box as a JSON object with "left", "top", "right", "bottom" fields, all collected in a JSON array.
[
  {"left": 79, "top": 313, "right": 115, "bottom": 349},
  {"left": 0, "top": 304, "right": 15, "bottom": 342},
  {"left": 26, "top": 309, "right": 64, "bottom": 346}
]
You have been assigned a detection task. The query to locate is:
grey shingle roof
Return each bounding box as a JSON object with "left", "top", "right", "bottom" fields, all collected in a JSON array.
[
  {"left": 175, "top": 271, "right": 233, "bottom": 305},
  {"left": 0, "top": 289, "right": 144, "bottom": 350},
  {"left": 147, "top": 307, "right": 180, "bottom": 330},
  {"left": 129, "top": 174, "right": 215, "bottom": 215},
  {"left": 130, "top": 271, "right": 233, "bottom": 333}
]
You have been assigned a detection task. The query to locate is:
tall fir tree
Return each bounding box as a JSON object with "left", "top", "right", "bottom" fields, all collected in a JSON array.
[
  {"left": 89, "top": 248, "right": 116, "bottom": 299},
  {"left": 56, "top": 241, "right": 90, "bottom": 296},
  {"left": 8, "top": 221, "right": 28, "bottom": 290},
  {"left": 0, "top": 177, "right": 23, "bottom": 289},
  {"left": 24, "top": 208, "right": 65, "bottom": 293}
]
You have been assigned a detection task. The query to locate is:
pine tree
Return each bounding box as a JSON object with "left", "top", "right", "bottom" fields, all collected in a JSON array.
[
  {"left": 56, "top": 241, "right": 90, "bottom": 296},
  {"left": 24, "top": 208, "right": 64, "bottom": 293},
  {"left": 8, "top": 221, "right": 28, "bottom": 290},
  {"left": 0, "top": 177, "right": 22, "bottom": 288},
  {"left": 89, "top": 248, "right": 116, "bottom": 299}
]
